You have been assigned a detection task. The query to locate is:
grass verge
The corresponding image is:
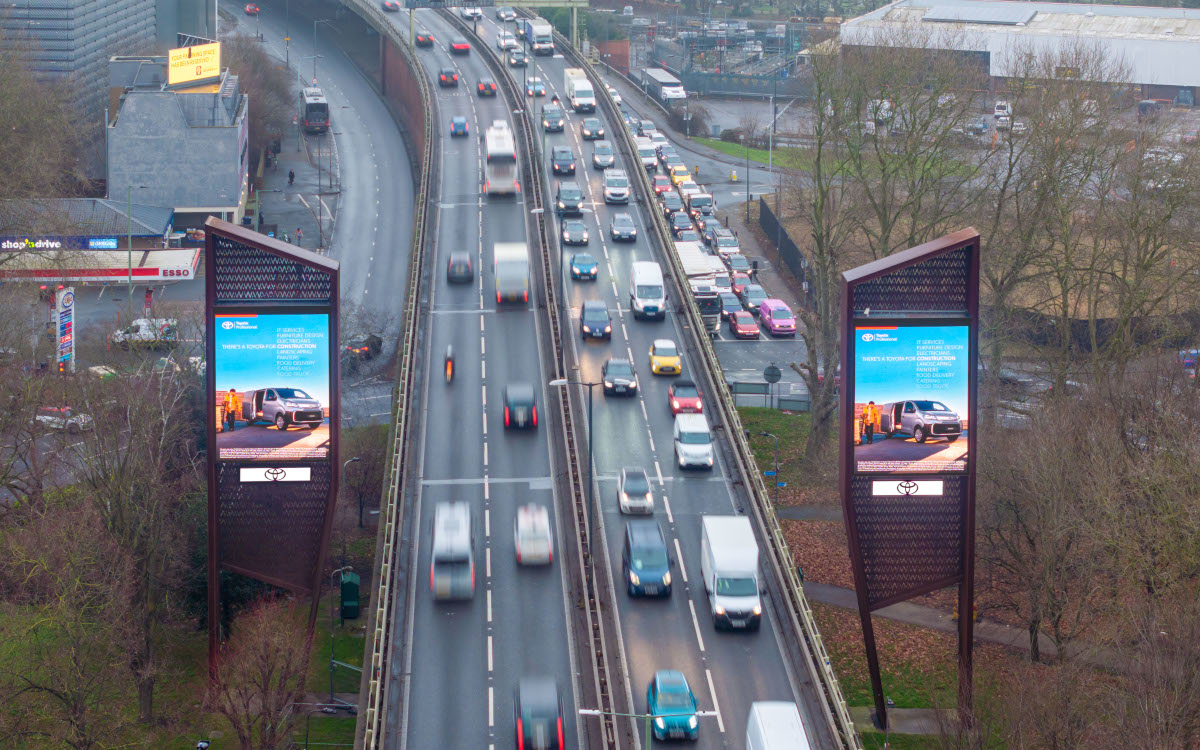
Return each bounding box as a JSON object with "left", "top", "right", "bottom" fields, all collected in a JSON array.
[{"left": 737, "top": 406, "right": 811, "bottom": 502}]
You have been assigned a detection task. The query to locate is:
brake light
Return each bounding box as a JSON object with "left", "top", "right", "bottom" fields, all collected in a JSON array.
[
  {"left": 470, "top": 563, "right": 475, "bottom": 589},
  {"left": 531, "top": 406, "right": 538, "bottom": 426},
  {"left": 429, "top": 566, "right": 434, "bottom": 590},
  {"left": 523, "top": 291, "right": 528, "bottom": 302},
  {"left": 558, "top": 717, "right": 564, "bottom": 750},
  {"left": 517, "top": 719, "right": 524, "bottom": 750},
  {"left": 505, "top": 406, "right": 510, "bottom": 427},
  {"left": 497, "top": 292, "right": 502, "bottom": 303}
]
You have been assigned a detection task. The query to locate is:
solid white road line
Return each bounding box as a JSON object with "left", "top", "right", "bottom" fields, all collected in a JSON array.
[
  {"left": 663, "top": 494, "right": 674, "bottom": 524},
  {"left": 687, "top": 599, "right": 706, "bottom": 653},
  {"left": 673, "top": 538, "right": 688, "bottom": 582},
  {"left": 705, "top": 669, "right": 726, "bottom": 733}
]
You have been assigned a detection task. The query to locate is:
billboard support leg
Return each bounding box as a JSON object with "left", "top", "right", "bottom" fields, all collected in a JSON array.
[{"left": 860, "top": 608, "right": 888, "bottom": 730}]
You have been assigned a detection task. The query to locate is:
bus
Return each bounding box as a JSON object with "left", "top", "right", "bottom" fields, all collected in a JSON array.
[
  {"left": 485, "top": 121, "right": 519, "bottom": 196},
  {"left": 299, "top": 87, "right": 329, "bottom": 133}
]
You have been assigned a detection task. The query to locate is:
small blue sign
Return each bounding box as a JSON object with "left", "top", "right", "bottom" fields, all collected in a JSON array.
[
  {"left": 88, "top": 238, "right": 120, "bottom": 250},
  {"left": 764, "top": 470, "right": 777, "bottom": 476},
  {"left": 777, "top": 482, "right": 787, "bottom": 488}
]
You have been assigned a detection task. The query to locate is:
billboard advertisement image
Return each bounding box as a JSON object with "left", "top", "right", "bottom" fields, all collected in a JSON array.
[
  {"left": 852, "top": 323, "right": 969, "bottom": 474},
  {"left": 214, "top": 312, "right": 331, "bottom": 461}
]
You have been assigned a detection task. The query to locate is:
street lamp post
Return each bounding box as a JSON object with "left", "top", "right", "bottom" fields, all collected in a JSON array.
[
  {"left": 579, "top": 707, "right": 719, "bottom": 748},
  {"left": 328, "top": 566, "right": 353, "bottom": 705},
  {"left": 744, "top": 132, "right": 751, "bottom": 222},
  {"left": 758, "top": 431, "right": 780, "bottom": 505},
  {"left": 285, "top": 0, "right": 290, "bottom": 68},
  {"left": 126, "top": 184, "right": 148, "bottom": 299},
  {"left": 343, "top": 456, "right": 362, "bottom": 526},
  {"left": 313, "top": 19, "right": 334, "bottom": 81},
  {"left": 548, "top": 379, "right": 599, "bottom": 568}
]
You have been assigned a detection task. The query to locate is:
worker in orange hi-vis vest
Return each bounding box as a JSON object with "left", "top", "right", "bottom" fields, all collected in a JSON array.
[
  {"left": 862, "top": 400, "right": 880, "bottom": 446},
  {"left": 223, "top": 389, "right": 239, "bottom": 433}
]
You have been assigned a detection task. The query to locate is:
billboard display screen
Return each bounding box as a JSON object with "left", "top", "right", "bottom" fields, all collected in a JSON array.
[
  {"left": 168, "top": 42, "right": 221, "bottom": 86},
  {"left": 214, "top": 312, "right": 331, "bottom": 462},
  {"left": 851, "top": 323, "right": 969, "bottom": 474}
]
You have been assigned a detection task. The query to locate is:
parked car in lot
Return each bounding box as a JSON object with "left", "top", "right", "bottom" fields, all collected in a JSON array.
[
  {"left": 35, "top": 406, "right": 93, "bottom": 434},
  {"left": 580, "top": 300, "right": 612, "bottom": 340},
  {"left": 602, "top": 358, "right": 638, "bottom": 396}
]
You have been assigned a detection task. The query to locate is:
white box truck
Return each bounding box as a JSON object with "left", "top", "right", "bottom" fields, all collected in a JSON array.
[
  {"left": 746, "top": 702, "right": 810, "bottom": 750},
  {"left": 700, "top": 515, "right": 762, "bottom": 630},
  {"left": 564, "top": 68, "right": 596, "bottom": 113},
  {"left": 528, "top": 19, "right": 554, "bottom": 55}
]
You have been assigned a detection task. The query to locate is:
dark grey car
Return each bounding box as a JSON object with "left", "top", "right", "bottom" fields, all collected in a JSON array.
[
  {"left": 580, "top": 300, "right": 611, "bottom": 340},
  {"left": 592, "top": 140, "right": 615, "bottom": 169},
  {"left": 602, "top": 358, "right": 638, "bottom": 396},
  {"left": 610, "top": 212, "right": 637, "bottom": 242},
  {"left": 561, "top": 219, "right": 589, "bottom": 246},
  {"left": 551, "top": 146, "right": 575, "bottom": 175}
]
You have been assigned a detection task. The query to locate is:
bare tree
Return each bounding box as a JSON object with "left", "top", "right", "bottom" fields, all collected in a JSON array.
[
  {"left": 223, "top": 35, "right": 295, "bottom": 158},
  {"left": 207, "top": 597, "right": 313, "bottom": 750},
  {"left": 0, "top": 503, "right": 137, "bottom": 749}
]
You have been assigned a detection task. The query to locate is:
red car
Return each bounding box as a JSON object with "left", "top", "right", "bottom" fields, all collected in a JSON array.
[
  {"left": 477, "top": 78, "right": 498, "bottom": 96},
  {"left": 652, "top": 174, "right": 672, "bottom": 194},
  {"left": 244, "top": 3, "right": 259, "bottom": 14},
  {"left": 450, "top": 37, "right": 471, "bottom": 54},
  {"left": 438, "top": 68, "right": 459, "bottom": 87},
  {"left": 730, "top": 272, "right": 751, "bottom": 296},
  {"left": 729, "top": 311, "right": 760, "bottom": 339},
  {"left": 668, "top": 379, "right": 703, "bottom": 414}
]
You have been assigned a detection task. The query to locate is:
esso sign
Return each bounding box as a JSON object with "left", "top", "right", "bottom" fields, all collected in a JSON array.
[{"left": 161, "top": 268, "right": 191, "bottom": 278}]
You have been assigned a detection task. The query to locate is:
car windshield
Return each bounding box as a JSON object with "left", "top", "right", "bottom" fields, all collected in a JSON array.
[
  {"left": 656, "top": 688, "right": 693, "bottom": 708},
  {"left": 636, "top": 284, "right": 663, "bottom": 297},
  {"left": 664, "top": 195, "right": 681, "bottom": 206},
  {"left": 582, "top": 306, "right": 608, "bottom": 322},
  {"left": 747, "top": 288, "right": 767, "bottom": 301},
  {"left": 565, "top": 221, "right": 585, "bottom": 232},
  {"left": 560, "top": 187, "right": 581, "bottom": 200},
  {"left": 607, "top": 361, "right": 633, "bottom": 377},
  {"left": 614, "top": 215, "right": 633, "bottom": 227},
  {"left": 553, "top": 148, "right": 570, "bottom": 159},
  {"left": 773, "top": 307, "right": 794, "bottom": 319},
  {"left": 655, "top": 343, "right": 678, "bottom": 357},
  {"left": 631, "top": 544, "right": 668, "bottom": 570},
  {"left": 607, "top": 175, "right": 628, "bottom": 187},
  {"left": 716, "top": 235, "right": 737, "bottom": 247},
  {"left": 716, "top": 576, "right": 757, "bottom": 596},
  {"left": 674, "top": 385, "right": 698, "bottom": 398},
  {"left": 585, "top": 119, "right": 600, "bottom": 128},
  {"left": 914, "top": 401, "right": 952, "bottom": 412},
  {"left": 277, "top": 389, "right": 311, "bottom": 399},
  {"left": 623, "top": 473, "right": 650, "bottom": 494},
  {"left": 545, "top": 106, "right": 563, "bottom": 118},
  {"left": 595, "top": 143, "right": 612, "bottom": 154},
  {"left": 673, "top": 215, "right": 690, "bottom": 226},
  {"left": 691, "top": 195, "right": 712, "bottom": 207},
  {"left": 573, "top": 254, "right": 595, "bottom": 265},
  {"left": 721, "top": 294, "right": 740, "bottom": 308},
  {"left": 679, "top": 430, "right": 709, "bottom": 445}
]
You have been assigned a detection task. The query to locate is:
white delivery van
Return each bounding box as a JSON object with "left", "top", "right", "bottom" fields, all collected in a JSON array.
[
  {"left": 564, "top": 67, "right": 596, "bottom": 112},
  {"left": 633, "top": 136, "right": 658, "bottom": 172},
  {"left": 673, "top": 413, "right": 714, "bottom": 470},
  {"left": 746, "top": 702, "right": 809, "bottom": 750},
  {"left": 629, "top": 261, "right": 666, "bottom": 320},
  {"left": 700, "top": 515, "right": 761, "bottom": 629},
  {"left": 109, "top": 318, "right": 179, "bottom": 348},
  {"left": 603, "top": 169, "right": 631, "bottom": 204}
]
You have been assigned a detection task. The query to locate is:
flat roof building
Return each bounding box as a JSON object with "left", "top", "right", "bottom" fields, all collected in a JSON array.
[{"left": 841, "top": 0, "right": 1200, "bottom": 104}]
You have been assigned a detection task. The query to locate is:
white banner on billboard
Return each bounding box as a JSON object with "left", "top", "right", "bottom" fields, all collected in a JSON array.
[
  {"left": 240, "top": 467, "right": 313, "bottom": 483},
  {"left": 871, "top": 479, "right": 945, "bottom": 497}
]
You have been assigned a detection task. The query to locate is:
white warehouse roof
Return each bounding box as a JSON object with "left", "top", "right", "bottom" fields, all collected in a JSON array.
[{"left": 842, "top": 0, "right": 1200, "bottom": 88}]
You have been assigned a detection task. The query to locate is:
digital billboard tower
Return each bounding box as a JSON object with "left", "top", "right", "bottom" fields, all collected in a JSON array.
[
  {"left": 204, "top": 217, "right": 340, "bottom": 670},
  {"left": 839, "top": 229, "right": 980, "bottom": 729}
]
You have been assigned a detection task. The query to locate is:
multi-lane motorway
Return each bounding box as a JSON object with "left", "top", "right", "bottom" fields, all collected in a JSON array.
[{"left": 387, "top": 9, "right": 832, "bottom": 749}]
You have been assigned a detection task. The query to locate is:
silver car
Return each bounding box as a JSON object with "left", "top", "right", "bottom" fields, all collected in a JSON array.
[
  {"left": 885, "top": 400, "right": 962, "bottom": 443},
  {"left": 243, "top": 387, "right": 324, "bottom": 430},
  {"left": 618, "top": 467, "right": 654, "bottom": 514}
]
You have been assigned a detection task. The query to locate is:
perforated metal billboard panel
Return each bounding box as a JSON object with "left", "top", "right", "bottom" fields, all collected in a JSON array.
[
  {"left": 850, "top": 246, "right": 970, "bottom": 315},
  {"left": 215, "top": 461, "right": 333, "bottom": 594},
  {"left": 212, "top": 232, "right": 335, "bottom": 304},
  {"left": 849, "top": 475, "right": 966, "bottom": 608}
]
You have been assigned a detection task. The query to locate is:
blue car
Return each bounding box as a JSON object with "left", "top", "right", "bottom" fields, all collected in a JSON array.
[
  {"left": 647, "top": 670, "right": 699, "bottom": 741},
  {"left": 449, "top": 116, "right": 469, "bottom": 137},
  {"left": 570, "top": 252, "right": 598, "bottom": 280}
]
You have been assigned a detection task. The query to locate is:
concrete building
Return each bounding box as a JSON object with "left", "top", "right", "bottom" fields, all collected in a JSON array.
[
  {"left": 841, "top": 0, "right": 1200, "bottom": 105},
  {"left": 107, "top": 55, "right": 249, "bottom": 231},
  {"left": 0, "top": 1, "right": 217, "bottom": 178}
]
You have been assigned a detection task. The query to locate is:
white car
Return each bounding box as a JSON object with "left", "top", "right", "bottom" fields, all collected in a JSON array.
[
  {"left": 496, "top": 32, "right": 517, "bottom": 50},
  {"left": 996, "top": 115, "right": 1011, "bottom": 132},
  {"left": 994, "top": 100, "right": 1011, "bottom": 118},
  {"left": 617, "top": 467, "right": 654, "bottom": 514},
  {"left": 35, "top": 406, "right": 94, "bottom": 434},
  {"left": 678, "top": 180, "right": 702, "bottom": 200},
  {"left": 514, "top": 504, "right": 553, "bottom": 565},
  {"left": 1010, "top": 120, "right": 1028, "bottom": 135},
  {"left": 606, "top": 84, "right": 622, "bottom": 104},
  {"left": 460, "top": 6, "right": 482, "bottom": 19}
]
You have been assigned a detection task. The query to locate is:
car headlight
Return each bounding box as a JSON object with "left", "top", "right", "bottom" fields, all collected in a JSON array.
[
  {"left": 655, "top": 718, "right": 665, "bottom": 729},
  {"left": 688, "top": 716, "right": 697, "bottom": 729},
  {"left": 672, "top": 399, "right": 680, "bottom": 409},
  {"left": 663, "top": 572, "right": 671, "bottom": 586},
  {"left": 604, "top": 325, "right": 611, "bottom": 333},
  {"left": 571, "top": 266, "right": 581, "bottom": 274},
  {"left": 544, "top": 120, "right": 550, "bottom": 127},
  {"left": 582, "top": 233, "right": 588, "bottom": 241},
  {"left": 620, "top": 492, "right": 629, "bottom": 504},
  {"left": 632, "top": 378, "right": 639, "bottom": 388},
  {"left": 707, "top": 455, "right": 714, "bottom": 465},
  {"left": 753, "top": 604, "right": 762, "bottom": 615},
  {"left": 629, "top": 570, "right": 639, "bottom": 585},
  {"left": 631, "top": 230, "right": 637, "bottom": 237},
  {"left": 558, "top": 201, "right": 564, "bottom": 208},
  {"left": 715, "top": 605, "right": 725, "bottom": 615},
  {"left": 582, "top": 325, "right": 590, "bottom": 333},
  {"left": 604, "top": 381, "right": 613, "bottom": 388}
]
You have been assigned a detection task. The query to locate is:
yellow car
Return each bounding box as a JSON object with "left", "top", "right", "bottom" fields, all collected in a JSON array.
[
  {"left": 670, "top": 165, "right": 691, "bottom": 185},
  {"left": 649, "top": 338, "right": 682, "bottom": 376}
]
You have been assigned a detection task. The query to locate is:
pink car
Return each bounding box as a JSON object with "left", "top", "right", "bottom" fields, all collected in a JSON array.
[{"left": 757, "top": 299, "right": 796, "bottom": 337}]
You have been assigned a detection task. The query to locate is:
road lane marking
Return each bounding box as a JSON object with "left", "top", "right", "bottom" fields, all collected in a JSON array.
[
  {"left": 483, "top": 442, "right": 488, "bottom": 467},
  {"left": 482, "top": 411, "right": 487, "bottom": 435},
  {"left": 488, "top": 635, "right": 494, "bottom": 671},
  {"left": 648, "top": 433, "right": 656, "bottom": 453},
  {"left": 481, "top": 360, "right": 486, "bottom": 380},
  {"left": 483, "top": 476, "right": 490, "bottom": 500},
  {"left": 654, "top": 461, "right": 663, "bottom": 484},
  {"left": 673, "top": 538, "right": 688, "bottom": 582},
  {"left": 705, "top": 669, "right": 726, "bottom": 732},
  {"left": 640, "top": 400, "right": 648, "bottom": 421},
  {"left": 482, "top": 385, "right": 487, "bottom": 406},
  {"left": 487, "top": 588, "right": 493, "bottom": 622},
  {"left": 488, "top": 686, "right": 495, "bottom": 727},
  {"left": 485, "top": 507, "right": 490, "bottom": 537},
  {"left": 688, "top": 599, "right": 706, "bottom": 652}
]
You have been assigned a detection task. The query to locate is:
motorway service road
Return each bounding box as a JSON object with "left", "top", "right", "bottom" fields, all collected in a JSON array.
[
  {"left": 465, "top": 13, "right": 835, "bottom": 750},
  {"left": 386, "top": 9, "right": 581, "bottom": 749}
]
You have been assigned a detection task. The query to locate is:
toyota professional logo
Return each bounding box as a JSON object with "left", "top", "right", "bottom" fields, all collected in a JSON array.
[
  {"left": 264, "top": 468, "right": 286, "bottom": 481},
  {"left": 221, "top": 321, "right": 235, "bottom": 329},
  {"left": 861, "top": 332, "right": 875, "bottom": 342},
  {"left": 897, "top": 480, "right": 918, "bottom": 495}
]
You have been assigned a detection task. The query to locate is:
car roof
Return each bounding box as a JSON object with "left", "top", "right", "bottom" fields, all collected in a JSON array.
[
  {"left": 655, "top": 669, "right": 689, "bottom": 691},
  {"left": 614, "top": 212, "right": 633, "bottom": 222},
  {"left": 605, "top": 357, "right": 632, "bottom": 368},
  {"left": 653, "top": 338, "right": 676, "bottom": 349},
  {"left": 516, "top": 504, "right": 550, "bottom": 534},
  {"left": 673, "top": 378, "right": 696, "bottom": 389},
  {"left": 518, "top": 676, "right": 559, "bottom": 713},
  {"left": 626, "top": 518, "right": 666, "bottom": 546},
  {"left": 572, "top": 252, "right": 595, "bottom": 261},
  {"left": 452, "top": 115, "right": 467, "bottom": 122},
  {"left": 552, "top": 146, "right": 571, "bottom": 156},
  {"left": 505, "top": 382, "right": 535, "bottom": 401},
  {"left": 432, "top": 502, "right": 471, "bottom": 554},
  {"left": 675, "top": 412, "right": 709, "bottom": 430},
  {"left": 582, "top": 300, "right": 607, "bottom": 313}
]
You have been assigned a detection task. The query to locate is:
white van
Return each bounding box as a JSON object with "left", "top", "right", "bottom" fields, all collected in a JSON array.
[
  {"left": 746, "top": 701, "right": 809, "bottom": 750},
  {"left": 634, "top": 136, "right": 658, "bottom": 172},
  {"left": 673, "top": 412, "right": 713, "bottom": 469},
  {"left": 603, "top": 169, "right": 631, "bottom": 204},
  {"left": 629, "top": 261, "right": 666, "bottom": 320}
]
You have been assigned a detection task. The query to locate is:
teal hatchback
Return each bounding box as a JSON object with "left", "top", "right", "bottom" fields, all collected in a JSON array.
[{"left": 647, "top": 670, "right": 699, "bottom": 741}]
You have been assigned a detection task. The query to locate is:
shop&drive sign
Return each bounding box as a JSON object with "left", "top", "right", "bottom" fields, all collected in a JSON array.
[{"left": 56, "top": 287, "right": 75, "bottom": 373}]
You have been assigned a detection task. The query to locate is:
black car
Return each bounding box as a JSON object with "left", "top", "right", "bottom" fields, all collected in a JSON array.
[
  {"left": 555, "top": 182, "right": 583, "bottom": 216},
  {"left": 580, "top": 300, "right": 611, "bottom": 340},
  {"left": 670, "top": 211, "right": 693, "bottom": 238},
  {"left": 602, "top": 358, "right": 638, "bottom": 396},
  {"left": 725, "top": 253, "right": 751, "bottom": 273},
  {"left": 438, "top": 68, "right": 459, "bottom": 87},
  {"left": 344, "top": 333, "right": 383, "bottom": 363},
  {"left": 610, "top": 212, "right": 637, "bottom": 242},
  {"left": 516, "top": 677, "right": 564, "bottom": 750},
  {"left": 718, "top": 291, "right": 742, "bottom": 321},
  {"left": 503, "top": 383, "right": 538, "bottom": 430},
  {"left": 580, "top": 117, "right": 605, "bottom": 140},
  {"left": 446, "top": 251, "right": 473, "bottom": 283},
  {"left": 508, "top": 50, "right": 530, "bottom": 67},
  {"left": 660, "top": 191, "right": 684, "bottom": 218},
  {"left": 623, "top": 520, "right": 673, "bottom": 597},
  {"left": 477, "top": 78, "right": 498, "bottom": 96},
  {"left": 542, "top": 104, "right": 566, "bottom": 132},
  {"left": 415, "top": 30, "right": 435, "bottom": 47},
  {"left": 739, "top": 283, "right": 768, "bottom": 315},
  {"left": 551, "top": 146, "right": 575, "bottom": 175},
  {"left": 561, "top": 219, "right": 589, "bottom": 246}
]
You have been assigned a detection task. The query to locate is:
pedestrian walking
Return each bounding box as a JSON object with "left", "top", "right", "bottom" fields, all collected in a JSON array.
[
  {"left": 296, "top": 227, "right": 304, "bottom": 245},
  {"left": 288, "top": 168, "right": 295, "bottom": 185}
]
